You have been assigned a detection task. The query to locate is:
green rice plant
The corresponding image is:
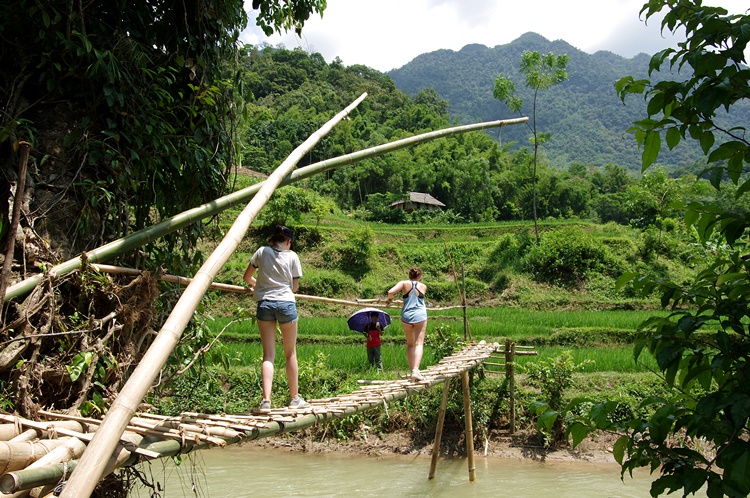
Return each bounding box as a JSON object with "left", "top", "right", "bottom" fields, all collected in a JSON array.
[{"left": 534, "top": 346, "right": 657, "bottom": 373}]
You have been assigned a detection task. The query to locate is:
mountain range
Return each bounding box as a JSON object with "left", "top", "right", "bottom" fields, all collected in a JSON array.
[{"left": 387, "top": 32, "right": 748, "bottom": 172}]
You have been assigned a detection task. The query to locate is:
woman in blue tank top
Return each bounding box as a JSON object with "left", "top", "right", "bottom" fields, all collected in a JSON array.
[{"left": 387, "top": 267, "right": 428, "bottom": 381}]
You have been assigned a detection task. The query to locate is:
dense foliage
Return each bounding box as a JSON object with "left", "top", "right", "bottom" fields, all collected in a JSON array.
[
  {"left": 235, "top": 45, "right": 736, "bottom": 227},
  {"left": 560, "top": 2, "right": 750, "bottom": 497},
  {"left": 0, "top": 0, "right": 326, "bottom": 270}
]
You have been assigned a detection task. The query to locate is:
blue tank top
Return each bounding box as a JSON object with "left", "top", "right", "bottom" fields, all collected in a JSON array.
[{"left": 401, "top": 281, "right": 427, "bottom": 324}]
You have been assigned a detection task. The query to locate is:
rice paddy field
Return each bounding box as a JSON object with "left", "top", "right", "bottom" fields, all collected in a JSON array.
[{"left": 211, "top": 306, "right": 664, "bottom": 375}]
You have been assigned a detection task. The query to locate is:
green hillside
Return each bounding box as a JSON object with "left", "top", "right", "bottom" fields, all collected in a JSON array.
[
  {"left": 387, "top": 32, "right": 750, "bottom": 171},
  {"left": 208, "top": 172, "right": 698, "bottom": 319}
]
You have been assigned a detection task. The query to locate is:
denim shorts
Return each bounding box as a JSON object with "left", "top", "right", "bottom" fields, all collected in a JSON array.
[{"left": 256, "top": 300, "right": 298, "bottom": 324}]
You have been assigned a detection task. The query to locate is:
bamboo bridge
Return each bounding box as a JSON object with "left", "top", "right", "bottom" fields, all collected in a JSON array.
[
  {"left": 0, "top": 341, "right": 509, "bottom": 496},
  {"left": 1, "top": 91, "right": 530, "bottom": 497}
]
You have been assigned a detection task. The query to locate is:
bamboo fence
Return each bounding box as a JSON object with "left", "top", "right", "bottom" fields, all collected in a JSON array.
[{"left": 0, "top": 342, "right": 500, "bottom": 496}]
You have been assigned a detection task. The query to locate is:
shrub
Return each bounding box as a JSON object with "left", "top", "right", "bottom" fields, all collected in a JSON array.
[
  {"left": 522, "top": 350, "right": 593, "bottom": 443},
  {"left": 297, "top": 269, "right": 357, "bottom": 297},
  {"left": 524, "top": 227, "right": 619, "bottom": 288}
]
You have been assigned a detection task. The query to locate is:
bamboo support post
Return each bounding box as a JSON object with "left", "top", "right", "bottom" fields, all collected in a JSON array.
[
  {"left": 461, "top": 371, "right": 476, "bottom": 482},
  {"left": 429, "top": 378, "right": 452, "bottom": 479},
  {"left": 509, "top": 341, "right": 516, "bottom": 434}
]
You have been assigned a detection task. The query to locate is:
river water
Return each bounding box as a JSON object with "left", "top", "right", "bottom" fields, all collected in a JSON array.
[{"left": 129, "top": 444, "right": 698, "bottom": 497}]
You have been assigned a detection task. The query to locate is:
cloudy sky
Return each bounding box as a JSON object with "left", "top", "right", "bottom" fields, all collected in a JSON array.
[{"left": 241, "top": 0, "right": 747, "bottom": 72}]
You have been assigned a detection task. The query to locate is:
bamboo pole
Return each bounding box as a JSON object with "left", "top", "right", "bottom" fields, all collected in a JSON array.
[
  {"left": 509, "top": 342, "right": 516, "bottom": 434},
  {"left": 4, "top": 117, "right": 527, "bottom": 303},
  {"left": 0, "top": 421, "right": 85, "bottom": 442},
  {"left": 0, "top": 415, "right": 158, "bottom": 460},
  {"left": 88, "top": 264, "right": 463, "bottom": 310},
  {"left": 58, "top": 93, "right": 369, "bottom": 498},
  {"left": 461, "top": 371, "right": 476, "bottom": 482},
  {"left": 428, "top": 378, "right": 451, "bottom": 479},
  {"left": 461, "top": 263, "right": 470, "bottom": 342},
  {"left": 0, "top": 437, "right": 85, "bottom": 494}
]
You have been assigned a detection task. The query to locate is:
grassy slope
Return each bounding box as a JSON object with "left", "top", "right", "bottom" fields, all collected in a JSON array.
[{"left": 166, "top": 172, "right": 675, "bottom": 437}]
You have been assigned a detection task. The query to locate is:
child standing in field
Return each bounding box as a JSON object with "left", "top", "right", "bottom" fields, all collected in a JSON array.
[{"left": 364, "top": 312, "right": 383, "bottom": 370}]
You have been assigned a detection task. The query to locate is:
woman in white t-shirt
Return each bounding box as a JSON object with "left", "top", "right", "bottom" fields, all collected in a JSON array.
[{"left": 244, "top": 225, "right": 310, "bottom": 413}]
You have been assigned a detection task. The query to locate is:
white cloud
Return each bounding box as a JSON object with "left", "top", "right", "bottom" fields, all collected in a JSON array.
[{"left": 240, "top": 0, "right": 748, "bottom": 71}]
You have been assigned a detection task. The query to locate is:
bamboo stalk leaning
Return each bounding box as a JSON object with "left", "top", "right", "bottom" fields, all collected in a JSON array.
[{"left": 58, "top": 93, "right": 369, "bottom": 498}]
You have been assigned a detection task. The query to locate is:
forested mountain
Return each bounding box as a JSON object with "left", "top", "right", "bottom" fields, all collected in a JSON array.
[
  {"left": 387, "top": 32, "right": 750, "bottom": 171},
  {"left": 236, "top": 44, "right": 749, "bottom": 227}
]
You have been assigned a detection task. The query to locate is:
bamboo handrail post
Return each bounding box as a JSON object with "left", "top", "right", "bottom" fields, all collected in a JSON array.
[
  {"left": 461, "top": 263, "right": 470, "bottom": 342},
  {"left": 461, "top": 371, "right": 476, "bottom": 482},
  {"left": 509, "top": 342, "right": 516, "bottom": 434},
  {"left": 428, "top": 378, "right": 451, "bottom": 480}
]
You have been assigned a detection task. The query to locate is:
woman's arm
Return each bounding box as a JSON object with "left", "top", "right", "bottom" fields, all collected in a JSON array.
[
  {"left": 292, "top": 277, "right": 300, "bottom": 293},
  {"left": 243, "top": 263, "right": 257, "bottom": 287},
  {"left": 387, "top": 281, "right": 404, "bottom": 299}
]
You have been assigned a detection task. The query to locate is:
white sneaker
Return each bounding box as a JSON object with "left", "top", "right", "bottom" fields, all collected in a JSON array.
[
  {"left": 289, "top": 396, "right": 311, "bottom": 409},
  {"left": 411, "top": 369, "right": 424, "bottom": 381},
  {"left": 258, "top": 399, "right": 271, "bottom": 414}
]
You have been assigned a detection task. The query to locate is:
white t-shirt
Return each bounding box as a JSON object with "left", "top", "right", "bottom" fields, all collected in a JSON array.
[{"left": 249, "top": 246, "right": 302, "bottom": 302}]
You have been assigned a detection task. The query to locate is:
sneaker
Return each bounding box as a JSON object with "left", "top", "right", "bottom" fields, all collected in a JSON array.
[
  {"left": 258, "top": 399, "right": 271, "bottom": 413},
  {"left": 411, "top": 369, "right": 424, "bottom": 381},
  {"left": 288, "top": 396, "right": 311, "bottom": 410}
]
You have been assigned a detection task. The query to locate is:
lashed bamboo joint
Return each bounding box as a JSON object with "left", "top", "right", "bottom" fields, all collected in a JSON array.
[{"left": 0, "top": 342, "right": 499, "bottom": 494}]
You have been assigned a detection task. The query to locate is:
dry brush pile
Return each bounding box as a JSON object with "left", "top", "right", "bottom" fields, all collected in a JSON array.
[{"left": 0, "top": 264, "right": 161, "bottom": 418}]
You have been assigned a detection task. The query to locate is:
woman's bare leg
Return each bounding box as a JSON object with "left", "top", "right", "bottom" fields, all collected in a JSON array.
[
  {"left": 258, "top": 320, "right": 277, "bottom": 401},
  {"left": 279, "top": 320, "right": 299, "bottom": 398},
  {"left": 403, "top": 320, "right": 427, "bottom": 371}
]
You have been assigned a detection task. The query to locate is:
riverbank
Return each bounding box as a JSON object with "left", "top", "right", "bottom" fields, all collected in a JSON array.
[{"left": 251, "top": 427, "right": 619, "bottom": 465}]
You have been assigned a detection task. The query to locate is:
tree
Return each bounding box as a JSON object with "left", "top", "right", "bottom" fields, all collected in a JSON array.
[
  {"left": 0, "top": 0, "right": 325, "bottom": 268},
  {"left": 493, "top": 50, "right": 569, "bottom": 243},
  {"left": 566, "top": 2, "right": 750, "bottom": 496}
]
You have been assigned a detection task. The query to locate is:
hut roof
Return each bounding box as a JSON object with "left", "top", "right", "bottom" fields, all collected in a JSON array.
[{"left": 389, "top": 192, "right": 446, "bottom": 207}]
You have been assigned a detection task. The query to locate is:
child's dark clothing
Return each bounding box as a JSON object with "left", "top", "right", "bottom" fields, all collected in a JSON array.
[{"left": 365, "top": 322, "right": 383, "bottom": 370}]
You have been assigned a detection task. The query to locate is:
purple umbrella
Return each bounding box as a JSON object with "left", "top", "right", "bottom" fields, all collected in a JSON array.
[{"left": 347, "top": 307, "right": 392, "bottom": 334}]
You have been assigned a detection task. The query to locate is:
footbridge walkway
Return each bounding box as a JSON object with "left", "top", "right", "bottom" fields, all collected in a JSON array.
[{"left": 0, "top": 341, "right": 501, "bottom": 496}]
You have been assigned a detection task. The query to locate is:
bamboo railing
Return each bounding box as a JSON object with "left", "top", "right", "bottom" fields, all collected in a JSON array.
[
  {"left": 0, "top": 342, "right": 500, "bottom": 495},
  {"left": 88, "top": 264, "right": 464, "bottom": 311}
]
